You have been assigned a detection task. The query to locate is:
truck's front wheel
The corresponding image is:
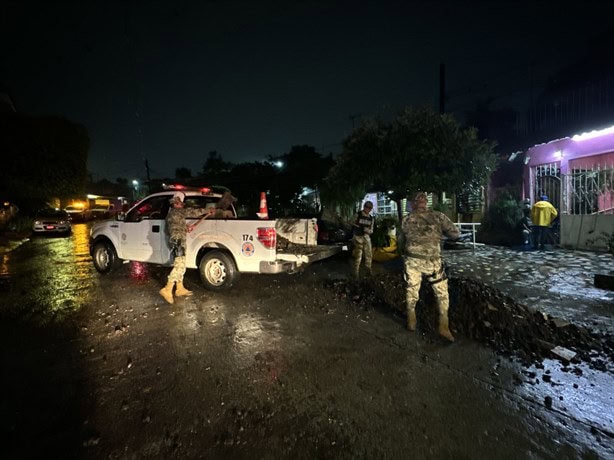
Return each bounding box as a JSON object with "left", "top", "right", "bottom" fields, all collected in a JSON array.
[
  {"left": 199, "top": 250, "right": 239, "bottom": 290},
  {"left": 92, "top": 240, "right": 122, "bottom": 274}
]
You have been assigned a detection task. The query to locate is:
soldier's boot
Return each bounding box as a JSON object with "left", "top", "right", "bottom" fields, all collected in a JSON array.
[
  {"left": 407, "top": 308, "right": 417, "bottom": 331},
  {"left": 438, "top": 312, "right": 455, "bottom": 342},
  {"left": 159, "top": 281, "right": 175, "bottom": 304},
  {"left": 175, "top": 281, "right": 193, "bottom": 297}
]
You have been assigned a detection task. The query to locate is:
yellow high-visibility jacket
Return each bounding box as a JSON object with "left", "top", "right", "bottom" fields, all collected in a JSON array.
[{"left": 531, "top": 201, "right": 558, "bottom": 227}]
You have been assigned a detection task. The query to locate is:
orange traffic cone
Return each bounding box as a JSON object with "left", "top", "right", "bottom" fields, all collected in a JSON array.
[{"left": 256, "top": 192, "right": 269, "bottom": 219}]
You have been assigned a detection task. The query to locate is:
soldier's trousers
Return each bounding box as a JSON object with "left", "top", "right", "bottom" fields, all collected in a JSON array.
[
  {"left": 403, "top": 256, "right": 449, "bottom": 318},
  {"left": 352, "top": 235, "right": 372, "bottom": 277},
  {"left": 167, "top": 237, "right": 187, "bottom": 283}
]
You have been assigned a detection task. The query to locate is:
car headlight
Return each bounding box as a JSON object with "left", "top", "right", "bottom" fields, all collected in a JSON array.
[
  {"left": 34, "top": 220, "right": 41, "bottom": 225},
  {"left": 59, "top": 220, "right": 66, "bottom": 225}
]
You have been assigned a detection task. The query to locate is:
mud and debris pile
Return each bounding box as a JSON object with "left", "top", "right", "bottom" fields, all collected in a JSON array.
[{"left": 326, "top": 273, "right": 614, "bottom": 372}]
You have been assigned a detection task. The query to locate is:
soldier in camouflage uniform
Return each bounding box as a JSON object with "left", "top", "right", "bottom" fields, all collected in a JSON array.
[
  {"left": 159, "top": 192, "right": 208, "bottom": 304},
  {"left": 351, "top": 201, "right": 375, "bottom": 278},
  {"left": 401, "top": 192, "right": 459, "bottom": 341}
]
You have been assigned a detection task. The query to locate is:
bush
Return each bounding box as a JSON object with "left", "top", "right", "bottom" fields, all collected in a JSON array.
[
  {"left": 0, "top": 214, "right": 32, "bottom": 235},
  {"left": 479, "top": 193, "right": 523, "bottom": 246}
]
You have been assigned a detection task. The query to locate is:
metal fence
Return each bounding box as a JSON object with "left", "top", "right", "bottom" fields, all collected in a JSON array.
[
  {"left": 533, "top": 163, "right": 614, "bottom": 215},
  {"left": 563, "top": 165, "right": 614, "bottom": 215}
]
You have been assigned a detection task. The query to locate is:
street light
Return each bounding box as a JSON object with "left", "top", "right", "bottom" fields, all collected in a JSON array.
[{"left": 132, "top": 180, "right": 139, "bottom": 200}]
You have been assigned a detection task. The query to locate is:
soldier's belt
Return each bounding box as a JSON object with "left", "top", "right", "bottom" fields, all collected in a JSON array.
[{"left": 406, "top": 252, "right": 440, "bottom": 262}]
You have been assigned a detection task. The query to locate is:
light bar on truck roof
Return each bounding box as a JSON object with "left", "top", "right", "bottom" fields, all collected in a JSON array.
[{"left": 163, "top": 184, "right": 213, "bottom": 194}]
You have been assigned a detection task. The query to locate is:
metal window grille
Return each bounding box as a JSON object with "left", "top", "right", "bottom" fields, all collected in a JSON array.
[{"left": 563, "top": 165, "right": 614, "bottom": 215}]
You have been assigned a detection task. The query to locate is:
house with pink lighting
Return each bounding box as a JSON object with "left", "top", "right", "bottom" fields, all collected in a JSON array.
[{"left": 523, "top": 124, "right": 614, "bottom": 250}]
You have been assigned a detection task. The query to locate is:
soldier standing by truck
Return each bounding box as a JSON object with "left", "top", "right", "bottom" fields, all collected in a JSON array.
[
  {"left": 159, "top": 192, "right": 208, "bottom": 304},
  {"left": 351, "top": 200, "right": 374, "bottom": 279},
  {"left": 401, "top": 192, "right": 459, "bottom": 341}
]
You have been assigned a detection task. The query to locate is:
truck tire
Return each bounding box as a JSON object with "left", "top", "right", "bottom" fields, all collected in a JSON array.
[
  {"left": 92, "top": 240, "right": 122, "bottom": 274},
  {"left": 199, "top": 250, "right": 239, "bottom": 291}
]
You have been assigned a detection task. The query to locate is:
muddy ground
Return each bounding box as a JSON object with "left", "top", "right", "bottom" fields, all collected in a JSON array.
[
  {"left": 330, "top": 274, "right": 614, "bottom": 372},
  {"left": 0, "top": 226, "right": 612, "bottom": 458}
]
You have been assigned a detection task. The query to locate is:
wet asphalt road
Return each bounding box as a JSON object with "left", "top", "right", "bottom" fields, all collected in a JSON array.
[{"left": 0, "top": 223, "right": 612, "bottom": 459}]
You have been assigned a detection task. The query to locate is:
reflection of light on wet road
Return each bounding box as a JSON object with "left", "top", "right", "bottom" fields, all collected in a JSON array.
[
  {"left": 518, "top": 359, "right": 614, "bottom": 434},
  {"left": 549, "top": 270, "right": 613, "bottom": 302},
  {"left": 171, "top": 298, "right": 228, "bottom": 336},
  {"left": 232, "top": 313, "right": 283, "bottom": 374},
  {"left": 129, "top": 261, "right": 150, "bottom": 281},
  {"left": 14, "top": 223, "right": 97, "bottom": 321},
  {"left": 40, "top": 225, "right": 93, "bottom": 316}
]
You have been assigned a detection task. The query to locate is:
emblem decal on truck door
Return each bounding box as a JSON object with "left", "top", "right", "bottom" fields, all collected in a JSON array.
[{"left": 241, "top": 242, "right": 255, "bottom": 257}]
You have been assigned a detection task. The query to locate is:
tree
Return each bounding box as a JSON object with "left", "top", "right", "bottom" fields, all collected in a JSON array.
[
  {"left": 225, "top": 161, "right": 277, "bottom": 216},
  {"left": 322, "top": 106, "right": 497, "bottom": 221},
  {"left": 0, "top": 113, "right": 89, "bottom": 213},
  {"left": 268, "top": 145, "right": 334, "bottom": 216},
  {"left": 175, "top": 167, "right": 192, "bottom": 181},
  {"left": 203, "top": 151, "right": 232, "bottom": 176}
]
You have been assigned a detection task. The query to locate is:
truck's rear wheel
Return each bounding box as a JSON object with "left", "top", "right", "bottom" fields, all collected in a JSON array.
[
  {"left": 93, "top": 241, "right": 122, "bottom": 274},
  {"left": 199, "top": 250, "right": 239, "bottom": 291}
]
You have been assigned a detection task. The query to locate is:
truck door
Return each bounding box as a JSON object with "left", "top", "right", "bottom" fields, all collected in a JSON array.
[{"left": 120, "top": 195, "right": 171, "bottom": 263}]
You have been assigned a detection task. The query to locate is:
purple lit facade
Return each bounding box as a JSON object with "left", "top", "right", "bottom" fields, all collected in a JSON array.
[{"left": 523, "top": 125, "right": 614, "bottom": 213}]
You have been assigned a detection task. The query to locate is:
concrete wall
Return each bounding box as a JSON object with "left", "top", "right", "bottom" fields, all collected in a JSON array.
[{"left": 561, "top": 214, "right": 614, "bottom": 250}]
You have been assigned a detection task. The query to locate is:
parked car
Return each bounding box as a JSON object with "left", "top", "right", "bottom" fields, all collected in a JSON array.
[
  {"left": 64, "top": 205, "right": 92, "bottom": 222},
  {"left": 32, "top": 208, "right": 71, "bottom": 235},
  {"left": 90, "top": 205, "right": 113, "bottom": 220}
]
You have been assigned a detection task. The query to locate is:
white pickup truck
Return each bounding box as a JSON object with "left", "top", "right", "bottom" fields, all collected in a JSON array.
[{"left": 89, "top": 187, "right": 342, "bottom": 290}]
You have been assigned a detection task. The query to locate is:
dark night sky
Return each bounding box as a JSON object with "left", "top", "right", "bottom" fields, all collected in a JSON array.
[{"left": 2, "top": 0, "right": 613, "bottom": 181}]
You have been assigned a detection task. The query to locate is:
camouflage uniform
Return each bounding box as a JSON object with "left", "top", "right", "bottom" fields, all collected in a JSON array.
[
  {"left": 165, "top": 207, "right": 205, "bottom": 283},
  {"left": 352, "top": 210, "right": 374, "bottom": 278},
  {"left": 401, "top": 208, "right": 459, "bottom": 337}
]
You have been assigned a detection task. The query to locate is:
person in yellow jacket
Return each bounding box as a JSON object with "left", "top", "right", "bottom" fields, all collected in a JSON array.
[{"left": 530, "top": 195, "right": 558, "bottom": 250}]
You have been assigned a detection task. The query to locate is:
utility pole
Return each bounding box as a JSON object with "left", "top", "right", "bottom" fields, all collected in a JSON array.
[
  {"left": 439, "top": 63, "right": 446, "bottom": 114},
  {"left": 144, "top": 159, "right": 151, "bottom": 192}
]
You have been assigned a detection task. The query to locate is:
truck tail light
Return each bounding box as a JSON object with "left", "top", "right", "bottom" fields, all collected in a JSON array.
[{"left": 257, "top": 227, "right": 276, "bottom": 249}]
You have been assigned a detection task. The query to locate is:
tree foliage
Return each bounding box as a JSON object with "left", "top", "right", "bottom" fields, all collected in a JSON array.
[
  {"left": 203, "top": 151, "right": 232, "bottom": 176},
  {"left": 194, "top": 145, "right": 332, "bottom": 217},
  {"left": 322, "top": 106, "right": 497, "bottom": 216},
  {"left": 0, "top": 113, "right": 89, "bottom": 212},
  {"left": 175, "top": 167, "right": 192, "bottom": 180},
  {"left": 268, "top": 145, "right": 334, "bottom": 216}
]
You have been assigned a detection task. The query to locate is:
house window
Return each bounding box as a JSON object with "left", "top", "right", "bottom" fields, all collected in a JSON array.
[{"left": 376, "top": 194, "right": 398, "bottom": 216}]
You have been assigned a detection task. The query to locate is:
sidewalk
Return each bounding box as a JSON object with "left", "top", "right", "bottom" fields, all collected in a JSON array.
[{"left": 443, "top": 245, "right": 614, "bottom": 334}]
